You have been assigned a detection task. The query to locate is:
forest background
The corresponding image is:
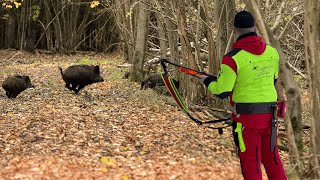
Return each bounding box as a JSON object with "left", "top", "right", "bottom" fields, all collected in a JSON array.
[{"left": 0, "top": 0, "right": 320, "bottom": 179}]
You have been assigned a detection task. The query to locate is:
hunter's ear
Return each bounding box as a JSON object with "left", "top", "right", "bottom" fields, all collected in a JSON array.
[{"left": 94, "top": 65, "right": 100, "bottom": 73}]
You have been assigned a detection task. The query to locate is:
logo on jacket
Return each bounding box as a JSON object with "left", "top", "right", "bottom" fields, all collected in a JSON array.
[{"left": 252, "top": 65, "right": 273, "bottom": 71}]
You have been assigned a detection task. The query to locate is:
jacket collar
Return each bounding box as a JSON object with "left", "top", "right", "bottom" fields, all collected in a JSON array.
[{"left": 236, "top": 32, "right": 257, "bottom": 41}]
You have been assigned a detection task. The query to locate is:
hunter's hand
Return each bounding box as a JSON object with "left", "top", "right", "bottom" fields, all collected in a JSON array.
[{"left": 196, "top": 74, "right": 208, "bottom": 84}]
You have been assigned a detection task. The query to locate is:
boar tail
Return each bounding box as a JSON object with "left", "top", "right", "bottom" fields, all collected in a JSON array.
[{"left": 58, "top": 66, "right": 64, "bottom": 76}]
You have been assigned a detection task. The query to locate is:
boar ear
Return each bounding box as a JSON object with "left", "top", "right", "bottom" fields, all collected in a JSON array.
[
  {"left": 24, "top": 76, "right": 31, "bottom": 81},
  {"left": 94, "top": 65, "right": 100, "bottom": 74}
]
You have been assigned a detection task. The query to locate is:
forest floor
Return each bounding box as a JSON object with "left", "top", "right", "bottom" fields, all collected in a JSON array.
[{"left": 0, "top": 50, "right": 309, "bottom": 179}]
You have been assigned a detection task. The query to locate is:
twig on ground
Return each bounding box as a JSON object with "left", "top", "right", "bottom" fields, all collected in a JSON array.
[{"left": 8, "top": 52, "right": 22, "bottom": 62}]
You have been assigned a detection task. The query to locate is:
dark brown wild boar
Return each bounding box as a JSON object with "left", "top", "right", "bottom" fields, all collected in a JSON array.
[
  {"left": 58, "top": 65, "right": 104, "bottom": 93},
  {"left": 122, "top": 71, "right": 130, "bottom": 79},
  {"left": 140, "top": 73, "right": 179, "bottom": 90},
  {"left": 2, "top": 75, "right": 34, "bottom": 98}
]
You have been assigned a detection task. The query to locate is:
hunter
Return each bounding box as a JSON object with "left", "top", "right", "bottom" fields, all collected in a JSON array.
[{"left": 197, "top": 10, "right": 287, "bottom": 180}]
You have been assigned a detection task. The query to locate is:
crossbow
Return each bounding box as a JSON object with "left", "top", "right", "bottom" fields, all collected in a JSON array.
[{"left": 159, "top": 58, "right": 232, "bottom": 134}]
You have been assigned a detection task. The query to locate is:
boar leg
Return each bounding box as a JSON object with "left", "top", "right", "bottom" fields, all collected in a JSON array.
[
  {"left": 65, "top": 82, "right": 74, "bottom": 91},
  {"left": 5, "top": 91, "right": 10, "bottom": 98},
  {"left": 77, "top": 84, "right": 86, "bottom": 92},
  {"left": 140, "top": 82, "right": 145, "bottom": 90},
  {"left": 147, "top": 82, "right": 154, "bottom": 89},
  {"left": 65, "top": 82, "right": 78, "bottom": 93},
  {"left": 71, "top": 83, "right": 80, "bottom": 93},
  {"left": 149, "top": 82, "right": 157, "bottom": 89},
  {"left": 11, "top": 91, "right": 18, "bottom": 98}
]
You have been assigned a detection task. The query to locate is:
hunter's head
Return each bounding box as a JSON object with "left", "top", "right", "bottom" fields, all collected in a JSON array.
[{"left": 233, "top": 10, "right": 255, "bottom": 39}]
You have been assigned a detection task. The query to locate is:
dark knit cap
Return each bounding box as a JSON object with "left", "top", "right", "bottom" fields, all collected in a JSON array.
[{"left": 234, "top": 10, "right": 255, "bottom": 28}]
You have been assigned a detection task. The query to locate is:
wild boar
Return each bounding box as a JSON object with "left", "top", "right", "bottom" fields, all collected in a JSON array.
[
  {"left": 140, "top": 73, "right": 179, "bottom": 90},
  {"left": 122, "top": 71, "right": 130, "bottom": 79},
  {"left": 2, "top": 75, "right": 34, "bottom": 98},
  {"left": 58, "top": 65, "right": 104, "bottom": 93}
]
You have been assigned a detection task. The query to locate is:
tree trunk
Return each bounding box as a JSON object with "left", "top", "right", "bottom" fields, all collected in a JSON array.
[
  {"left": 25, "top": 22, "right": 36, "bottom": 52},
  {"left": 304, "top": 0, "right": 320, "bottom": 178},
  {"left": 202, "top": 0, "right": 217, "bottom": 74},
  {"left": 17, "top": 0, "right": 28, "bottom": 50},
  {"left": 43, "top": 0, "right": 54, "bottom": 50},
  {"left": 115, "top": 0, "right": 134, "bottom": 62},
  {"left": 174, "top": 0, "right": 204, "bottom": 103},
  {"left": 50, "top": 0, "right": 64, "bottom": 52},
  {"left": 125, "top": 0, "right": 134, "bottom": 62},
  {"left": 163, "top": 0, "right": 178, "bottom": 62},
  {"left": 130, "top": 0, "right": 149, "bottom": 82},
  {"left": 25, "top": 0, "right": 40, "bottom": 53},
  {"left": 244, "top": 0, "right": 270, "bottom": 44},
  {"left": 156, "top": 11, "right": 168, "bottom": 58},
  {"left": 5, "top": 12, "right": 16, "bottom": 49},
  {"left": 214, "top": 0, "right": 235, "bottom": 61},
  {"left": 115, "top": 0, "right": 127, "bottom": 60}
]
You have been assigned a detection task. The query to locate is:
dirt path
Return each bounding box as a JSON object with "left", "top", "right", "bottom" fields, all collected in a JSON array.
[{"left": 0, "top": 51, "right": 285, "bottom": 179}]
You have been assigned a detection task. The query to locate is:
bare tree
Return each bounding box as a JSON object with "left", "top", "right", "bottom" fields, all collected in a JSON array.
[
  {"left": 214, "top": 0, "right": 235, "bottom": 61},
  {"left": 174, "top": 0, "right": 196, "bottom": 100},
  {"left": 115, "top": 0, "right": 134, "bottom": 62},
  {"left": 202, "top": 0, "right": 218, "bottom": 75},
  {"left": 304, "top": 0, "right": 320, "bottom": 178},
  {"left": 130, "top": 0, "right": 150, "bottom": 82},
  {"left": 150, "top": 0, "right": 168, "bottom": 59},
  {"left": 163, "top": 0, "right": 179, "bottom": 62},
  {"left": 5, "top": 11, "right": 17, "bottom": 49}
]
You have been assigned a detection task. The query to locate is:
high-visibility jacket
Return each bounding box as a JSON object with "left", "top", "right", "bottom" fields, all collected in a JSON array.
[{"left": 204, "top": 32, "right": 279, "bottom": 103}]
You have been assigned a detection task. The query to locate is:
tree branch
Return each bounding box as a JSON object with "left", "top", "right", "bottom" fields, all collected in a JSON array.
[
  {"left": 271, "top": 0, "right": 286, "bottom": 32},
  {"left": 286, "top": 61, "right": 307, "bottom": 79}
]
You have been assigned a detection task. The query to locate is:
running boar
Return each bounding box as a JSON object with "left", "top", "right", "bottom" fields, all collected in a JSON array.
[
  {"left": 2, "top": 75, "right": 34, "bottom": 98},
  {"left": 140, "top": 73, "right": 179, "bottom": 90},
  {"left": 58, "top": 65, "right": 104, "bottom": 93}
]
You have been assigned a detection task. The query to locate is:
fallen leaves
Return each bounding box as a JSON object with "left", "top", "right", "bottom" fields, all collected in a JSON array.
[
  {"left": 0, "top": 50, "right": 280, "bottom": 179},
  {"left": 100, "top": 156, "right": 116, "bottom": 166}
]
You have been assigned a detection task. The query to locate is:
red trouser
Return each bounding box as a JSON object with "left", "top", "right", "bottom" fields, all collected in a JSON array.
[{"left": 233, "top": 114, "right": 287, "bottom": 180}]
